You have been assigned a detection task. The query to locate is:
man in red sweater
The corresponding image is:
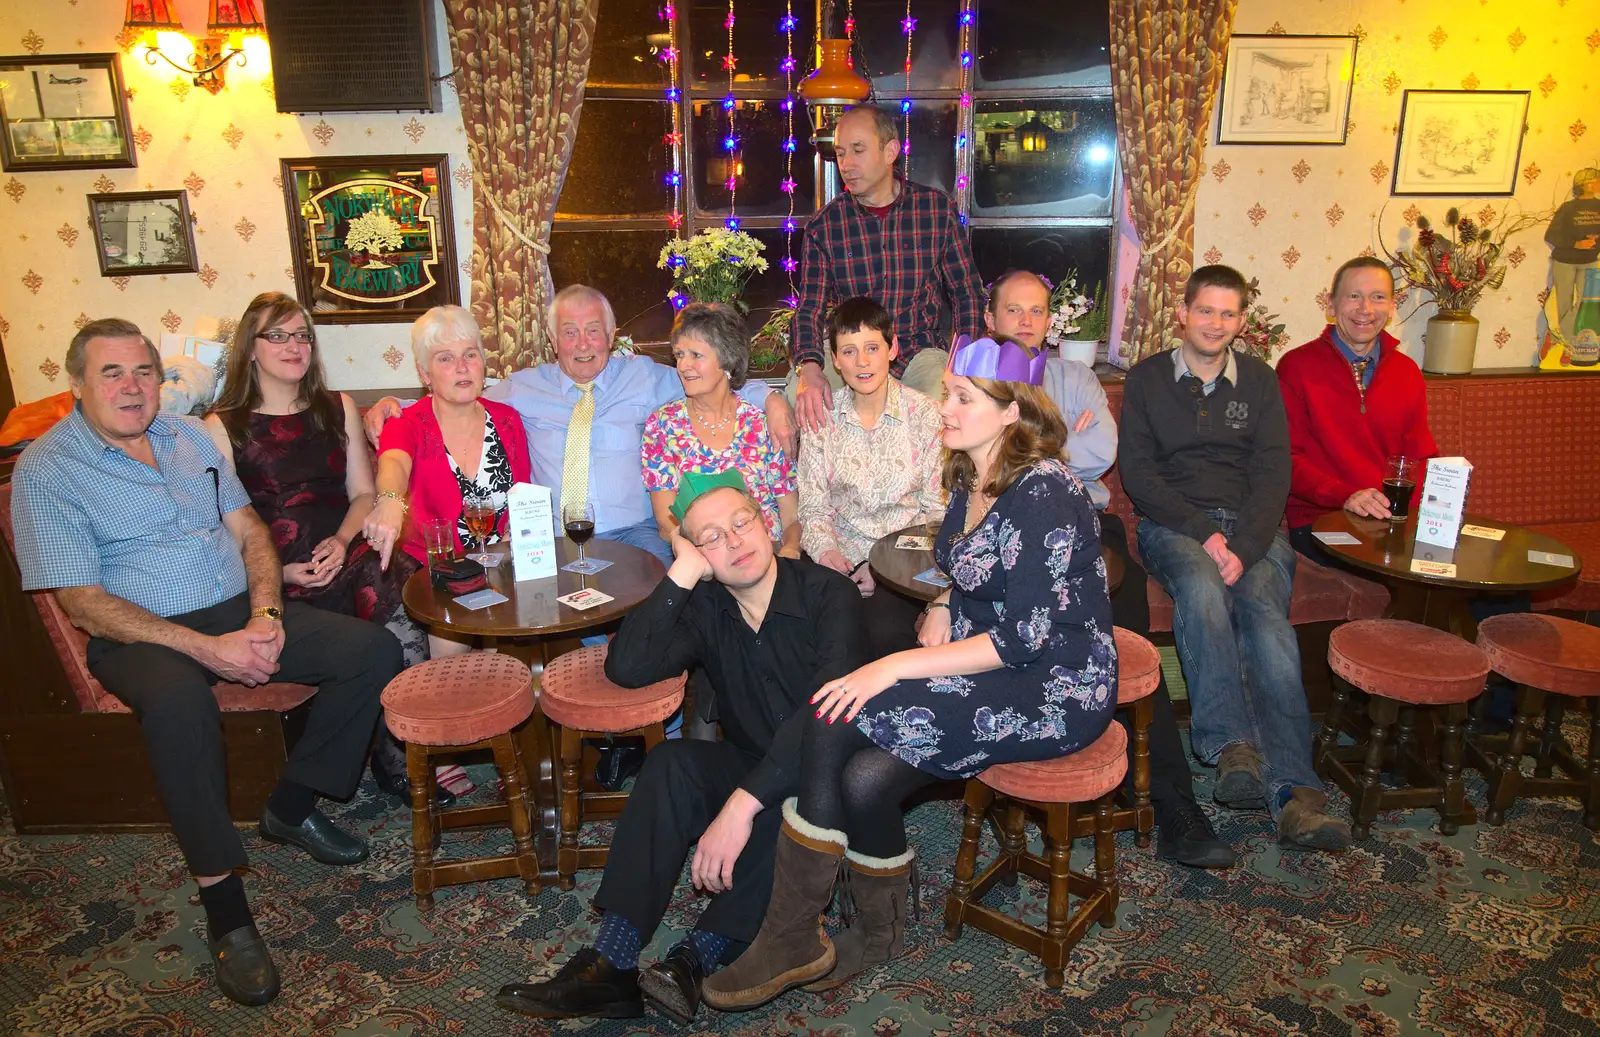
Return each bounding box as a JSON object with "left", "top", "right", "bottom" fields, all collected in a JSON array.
[{"left": 1277, "top": 256, "right": 1437, "bottom": 555}]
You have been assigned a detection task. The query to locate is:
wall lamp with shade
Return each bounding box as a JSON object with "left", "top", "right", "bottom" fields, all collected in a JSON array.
[{"left": 123, "top": 0, "right": 266, "bottom": 95}]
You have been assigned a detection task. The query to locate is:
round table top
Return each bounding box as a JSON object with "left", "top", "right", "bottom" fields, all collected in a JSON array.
[
  {"left": 1309, "top": 510, "right": 1583, "bottom": 593},
  {"left": 402, "top": 538, "right": 666, "bottom": 639},
  {"left": 868, "top": 523, "right": 1125, "bottom": 603}
]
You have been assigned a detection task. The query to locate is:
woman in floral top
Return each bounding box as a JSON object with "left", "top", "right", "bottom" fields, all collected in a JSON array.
[
  {"left": 642, "top": 302, "right": 801, "bottom": 556},
  {"left": 703, "top": 336, "right": 1116, "bottom": 1008}
]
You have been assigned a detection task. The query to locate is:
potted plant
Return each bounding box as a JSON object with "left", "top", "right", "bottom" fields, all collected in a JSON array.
[
  {"left": 1045, "top": 271, "right": 1107, "bottom": 367},
  {"left": 749, "top": 308, "right": 793, "bottom": 374},
  {"left": 1234, "top": 278, "right": 1289, "bottom": 363},
  {"left": 1383, "top": 205, "right": 1544, "bottom": 373},
  {"left": 657, "top": 228, "right": 769, "bottom": 311}
]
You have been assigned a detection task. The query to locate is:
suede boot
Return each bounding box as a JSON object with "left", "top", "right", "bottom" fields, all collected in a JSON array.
[
  {"left": 803, "top": 847, "right": 914, "bottom": 993},
  {"left": 701, "top": 799, "right": 845, "bottom": 1011}
]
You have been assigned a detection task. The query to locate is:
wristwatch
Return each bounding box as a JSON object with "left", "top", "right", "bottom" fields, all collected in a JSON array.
[{"left": 251, "top": 606, "right": 283, "bottom": 622}]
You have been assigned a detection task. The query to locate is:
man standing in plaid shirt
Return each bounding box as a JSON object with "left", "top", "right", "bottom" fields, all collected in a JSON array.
[{"left": 789, "top": 105, "right": 985, "bottom": 431}]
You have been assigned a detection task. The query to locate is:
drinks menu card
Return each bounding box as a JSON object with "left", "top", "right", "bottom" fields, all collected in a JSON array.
[
  {"left": 507, "top": 483, "right": 558, "bottom": 582},
  {"left": 1416, "top": 457, "right": 1473, "bottom": 549}
]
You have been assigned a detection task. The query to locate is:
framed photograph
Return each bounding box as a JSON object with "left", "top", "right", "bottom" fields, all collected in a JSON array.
[
  {"left": 1217, "top": 35, "right": 1358, "bottom": 145},
  {"left": 87, "top": 190, "right": 199, "bottom": 277},
  {"left": 0, "top": 54, "right": 134, "bottom": 171},
  {"left": 1392, "top": 90, "right": 1530, "bottom": 196},
  {"left": 280, "top": 154, "right": 460, "bottom": 324}
]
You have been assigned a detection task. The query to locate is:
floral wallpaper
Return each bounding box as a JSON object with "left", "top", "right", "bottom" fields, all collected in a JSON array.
[
  {"left": 0, "top": 0, "right": 472, "bottom": 405},
  {"left": 1190, "top": 0, "right": 1600, "bottom": 368}
]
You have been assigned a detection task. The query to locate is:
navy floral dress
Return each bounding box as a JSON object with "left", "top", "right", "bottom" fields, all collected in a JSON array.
[{"left": 855, "top": 459, "right": 1117, "bottom": 778}]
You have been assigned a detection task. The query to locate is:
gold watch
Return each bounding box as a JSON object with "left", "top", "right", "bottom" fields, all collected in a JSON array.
[{"left": 251, "top": 606, "right": 283, "bottom": 622}]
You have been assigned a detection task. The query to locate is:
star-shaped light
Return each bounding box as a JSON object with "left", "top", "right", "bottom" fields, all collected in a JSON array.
[
  {"left": 782, "top": 257, "right": 798, "bottom": 272},
  {"left": 901, "top": 15, "right": 917, "bottom": 34},
  {"left": 723, "top": 54, "right": 738, "bottom": 71},
  {"left": 780, "top": 177, "right": 796, "bottom": 194},
  {"left": 725, "top": 176, "right": 738, "bottom": 190}
]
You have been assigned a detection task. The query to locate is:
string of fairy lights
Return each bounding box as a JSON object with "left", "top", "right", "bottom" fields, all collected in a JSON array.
[
  {"left": 779, "top": 1, "right": 800, "bottom": 306},
  {"left": 722, "top": 1, "right": 739, "bottom": 230}
]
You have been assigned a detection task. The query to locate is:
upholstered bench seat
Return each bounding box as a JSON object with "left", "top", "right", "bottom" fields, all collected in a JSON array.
[{"left": 1529, "top": 521, "right": 1600, "bottom": 612}]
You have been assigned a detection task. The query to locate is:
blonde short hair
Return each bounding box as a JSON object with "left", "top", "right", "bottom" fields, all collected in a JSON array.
[{"left": 411, "top": 305, "right": 483, "bottom": 374}]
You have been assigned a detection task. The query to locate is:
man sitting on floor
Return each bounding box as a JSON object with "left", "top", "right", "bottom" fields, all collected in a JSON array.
[
  {"left": 1118, "top": 267, "right": 1351, "bottom": 853},
  {"left": 495, "top": 470, "right": 865, "bottom": 1025},
  {"left": 9, "top": 319, "right": 402, "bottom": 1006}
]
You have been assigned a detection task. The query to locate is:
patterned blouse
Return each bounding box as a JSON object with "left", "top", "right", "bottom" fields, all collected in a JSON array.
[
  {"left": 641, "top": 397, "right": 797, "bottom": 540},
  {"left": 797, "top": 379, "right": 946, "bottom": 568}
]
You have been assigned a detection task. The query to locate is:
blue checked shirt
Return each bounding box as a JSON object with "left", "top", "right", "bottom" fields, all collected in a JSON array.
[
  {"left": 480, "top": 355, "right": 775, "bottom": 535},
  {"left": 11, "top": 407, "right": 250, "bottom": 617}
]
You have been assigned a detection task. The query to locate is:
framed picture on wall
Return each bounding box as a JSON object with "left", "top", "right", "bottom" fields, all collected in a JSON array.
[
  {"left": 88, "top": 190, "right": 198, "bottom": 276},
  {"left": 280, "top": 154, "right": 460, "bottom": 324},
  {"left": 0, "top": 53, "right": 135, "bottom": 171},
  {"left": 1216, "top": 35, "right": 1358, "bottom": 145},
  {"left": 1392, "top": 90, "right": 1530, "bottom": 196}
]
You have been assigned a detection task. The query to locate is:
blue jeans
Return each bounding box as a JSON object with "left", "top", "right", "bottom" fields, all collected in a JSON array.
[
  {"left": 599, "top": 516, "right": 675, "bottom": 568},
  {"left": 1138, "top": 512, "right": 1320, "bottom": 819}
]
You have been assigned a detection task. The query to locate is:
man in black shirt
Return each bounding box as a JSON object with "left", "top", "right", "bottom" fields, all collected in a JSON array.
[
  {"left": 496, "top": 470, "right": 865, "bottom": 1024},
  {"left": 1120, "top": 265, "right": 1350, "bottom": 853}
]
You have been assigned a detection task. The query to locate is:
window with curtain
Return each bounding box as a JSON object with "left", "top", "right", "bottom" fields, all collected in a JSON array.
[{"left": 553, "top": 0, "right": 1117, "bottom": 346}]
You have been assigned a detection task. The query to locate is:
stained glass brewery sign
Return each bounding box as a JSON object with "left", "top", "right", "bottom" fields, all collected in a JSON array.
[{"left": 281, "top": 154, "right": 460, "bottom": 323}]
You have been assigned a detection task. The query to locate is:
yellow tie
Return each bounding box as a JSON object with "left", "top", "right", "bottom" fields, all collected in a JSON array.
[{"left": 560, "top": 382, "right": 596, "bottom": 514}]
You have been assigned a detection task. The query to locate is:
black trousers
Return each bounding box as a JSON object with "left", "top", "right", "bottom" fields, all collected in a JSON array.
[
  {"left": 86, "top": 592, "right": 399, "bottom": 876},
  {"left": 1100, "top": 512, "right": 1201, "bottom": 812},
  {"left": 592, "top": 739, "right": 783, "bottom": 946}
]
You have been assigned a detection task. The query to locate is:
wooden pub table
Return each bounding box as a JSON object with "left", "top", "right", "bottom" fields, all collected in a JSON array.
[
  {"left": 402, "top": 537, "right": 666, "bottom": 882},
  {"left": 869, "top": 523, "right": 1125, "bottom": 602}
]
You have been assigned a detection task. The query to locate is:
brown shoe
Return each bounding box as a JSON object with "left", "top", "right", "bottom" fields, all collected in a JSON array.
[
  {"left": 701, "top": 800, "right": 844, "bottom": 1012},
  {"left": 1277, "top": 787, "right": 1352, "bottom": 852},
  {"left": 1214, "top": 742, "right": 1266, "bottom": 809},
  {"left": 803, "top": 847, "right": 915, "bottom": 993}
]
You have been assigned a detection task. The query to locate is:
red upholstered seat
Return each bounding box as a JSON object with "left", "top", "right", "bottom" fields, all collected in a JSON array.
[
  {"left": 1328, "top": 619, "right": 1488, "bottom": 704},
  {"left": 978, "top": 722, "right": 1128, "bottom": 803},
  {"left": 1144, "top": 550, "right": 1363, "bottom": 633},
  {"left": 1113, "top": 626, "right": 1160, "bottom": 704},
  {"left": 382, "top": 652, "right": 535, "bottom": 745},
  {"left": 1476, "top": 614, "right": 1600, "bottom": 698},
  {"left": 538, "top": 644, "right": 686, "bottom": 734},
  {"left": 1529, "top": 521, "right": 1599, "bottom": 612}
]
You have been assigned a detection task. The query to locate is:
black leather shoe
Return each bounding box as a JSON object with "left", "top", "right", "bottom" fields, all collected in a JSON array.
[
  {"left": 259, "top": 806, "right": 369, "bottom": 865},
  {"left": 496, "top": 947, "right": 644, "bottom": 1019},
  {"left": 639, "top": 943, "right": 705, "bottom": 1025},
  {"left": 1156, "top": 802, "right": 1237, "bottom": 869},
  {"left": 210, "top": 924, "right": 280, "bottom": 1006},
  {"left": 594, "top": 739, "right": 646, "bottom": 792},
  {"left": 370, "top": 751, "right": 456, "bottom": 811}
]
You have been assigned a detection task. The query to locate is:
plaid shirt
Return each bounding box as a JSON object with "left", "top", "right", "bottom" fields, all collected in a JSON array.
[{"left": 791, "top": 179, "right": 985, "bottom": 375}]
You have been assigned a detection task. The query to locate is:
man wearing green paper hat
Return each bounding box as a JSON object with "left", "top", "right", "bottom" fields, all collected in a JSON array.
[{"left": 496, "top": 469, "right": 866, "bottom": 1026}]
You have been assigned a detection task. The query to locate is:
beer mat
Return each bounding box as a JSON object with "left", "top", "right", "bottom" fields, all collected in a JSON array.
[
  {"left": 1528, "top": 550, "right": 1575, "bottom": 567},
  {"left": 561, "top": 558, "right": 613, "bottom": 574},
  {"left": 453, "top": 588, "right": 509, "bottom": 610},
  {"left": 896, "top": 534, "right": 934, "bottom": 550},
  {"left": 1409, "top": 559, "right": 1457, "bottom": 578},
  {"left": 912, "top": 567, "right": 953, "bottom": 588},
  {"left": 1460, "top": 524, "right": 1506, "bottom": 541},
  {"left": 557, "top": 588, "right": 615, "bottom": 610},
  {"left": 1313, "top": 531, "right": 1361, "bottom": 546}
]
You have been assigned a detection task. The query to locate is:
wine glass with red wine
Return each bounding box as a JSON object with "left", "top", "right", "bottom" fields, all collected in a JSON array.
[{"left": 563, "top": 501, "right": 597, "bottom": 569}]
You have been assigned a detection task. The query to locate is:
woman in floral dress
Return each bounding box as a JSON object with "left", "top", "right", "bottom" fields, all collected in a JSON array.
[{"left": 701, "top": 336, "right": 1117, "bottom": 1011}]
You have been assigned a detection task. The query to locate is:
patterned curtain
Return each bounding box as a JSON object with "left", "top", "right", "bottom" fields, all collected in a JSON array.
[
  {"left": 1109, "top": 0, "right": 1237, "bottom": 365},
  {"left": 443, "top": 0, "right": 598, "bottom": 375}
]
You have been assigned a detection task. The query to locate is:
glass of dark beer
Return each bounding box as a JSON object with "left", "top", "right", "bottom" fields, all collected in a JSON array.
[{"left": 1382, "top": 456, "right": 1417, "bottom": 522}]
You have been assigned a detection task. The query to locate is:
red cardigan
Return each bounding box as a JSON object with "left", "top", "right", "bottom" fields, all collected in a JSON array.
[{"left": 1276, "top": 326, "right": 1438, "bottom": 529}]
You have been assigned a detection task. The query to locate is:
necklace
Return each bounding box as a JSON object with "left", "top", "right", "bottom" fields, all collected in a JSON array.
[
  {"left": 962, "top": 487, "right": 994, "bottom": 536},
  {"left": 688, "top": 398, "right": 735, "bottom": 433}
]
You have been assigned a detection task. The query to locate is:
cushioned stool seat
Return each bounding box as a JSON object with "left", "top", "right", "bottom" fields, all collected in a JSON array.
[
  {"left": 381, "top": 653, "right": 540, "bottom": 909},
  {"left": 536, "top": 644, "right": 687, "bottom": 888},
  {"left": 1317, "top": 620, "right": 1488, "bottom": 840},
  {"left": 945, "top": 723, "right": 1127, "bottom": 989},
  {"left": 1470, "top": 614, "right": 1600, "bottom": 830},
  {"left": 1065, "top": 627, "right": 1161, "bottom": 844}
]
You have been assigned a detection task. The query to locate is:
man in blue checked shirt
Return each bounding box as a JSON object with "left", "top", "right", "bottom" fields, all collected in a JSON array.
[{"left": 9, "top": 319, "right": 402, "bottom": 1009}]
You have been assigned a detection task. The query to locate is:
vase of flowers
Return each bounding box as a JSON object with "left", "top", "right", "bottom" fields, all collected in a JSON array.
[
  {"left": 1234, "top": 278, "right": 1289, "bottom": 363},
  {"left": 1045, "top": 272, "right": 1107, "bottom": 367},
  {"left": 657, "top": 228, "right": 769, "bottom": 311}
]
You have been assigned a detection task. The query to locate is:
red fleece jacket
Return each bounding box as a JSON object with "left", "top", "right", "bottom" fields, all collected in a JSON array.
[{"left": 1277, "top": 326, "right": 1438, "bottom": 529}]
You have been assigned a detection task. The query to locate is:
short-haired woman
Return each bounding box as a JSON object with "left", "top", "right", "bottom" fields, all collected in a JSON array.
[
  {"left": 641, "top": 302, "right": 801, "bottom": 557},
  {"left": 701, "top": 336, "right": 1117, "bottom": 1010}
]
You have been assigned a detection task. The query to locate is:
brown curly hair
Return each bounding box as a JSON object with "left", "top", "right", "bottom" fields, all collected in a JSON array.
[{"left": 940, "top": 341, "right": 1068, "bottom": 498}]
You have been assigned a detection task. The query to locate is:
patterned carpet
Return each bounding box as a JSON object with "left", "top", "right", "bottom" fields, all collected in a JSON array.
[{"left": 3, "top": 742, "right": 1598, "bottom": 1037}]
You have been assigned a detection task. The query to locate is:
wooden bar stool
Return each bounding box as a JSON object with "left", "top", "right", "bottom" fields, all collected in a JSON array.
[
  {"left": 537, "top": 644, "right": 686, "bottom": 889},
  {"left": 943, "top": 722, "right": 1127, "bottom": 989},
  {"left": 1470, "top": 614, "right": 1600, "bottom": 830},
  {"left": 1070, "top": 627, "right": 1161, "bottom": 843},
  {"left": 1316, "top": 619, "right": 1488, "bottom": 840},
  {"left": 381, "top": 652, "right": 540, "bottom": 911}
]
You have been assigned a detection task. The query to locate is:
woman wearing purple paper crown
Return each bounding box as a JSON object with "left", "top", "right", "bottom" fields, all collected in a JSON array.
[{"left": 701, "top": 334, "right": 1116, "bottom": 1012}]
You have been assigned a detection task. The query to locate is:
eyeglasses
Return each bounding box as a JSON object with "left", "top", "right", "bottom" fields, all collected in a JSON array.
[
  {"left": 258, "top": 329, "right": 314, "bottom": 344},
  {"left": 695, "top": 511, "right": 761, "bottom": 550}
]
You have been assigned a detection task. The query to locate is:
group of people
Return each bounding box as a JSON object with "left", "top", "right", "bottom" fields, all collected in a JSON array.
[{"left": 7, "top": 102, "right": 1447, "bottom": 1020}]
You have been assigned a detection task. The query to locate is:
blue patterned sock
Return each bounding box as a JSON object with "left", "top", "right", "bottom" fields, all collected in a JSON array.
[
  {"left": 677, "top": 928, "right": 731, "bottom": 972},
  {"left": 593, "top": 911, "right": 642, "bottom": 971}
]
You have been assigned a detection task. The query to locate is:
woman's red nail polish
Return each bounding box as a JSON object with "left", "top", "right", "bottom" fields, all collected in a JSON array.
[{"left": 815, "top": 709, "right": 823, "bottom": 719}]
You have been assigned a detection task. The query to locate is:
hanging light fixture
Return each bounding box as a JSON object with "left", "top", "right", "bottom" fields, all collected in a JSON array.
[
  {"left": 797, "top": 38, "right": 871, "bottom": 161},
  {"left": 125, "top": 0, "right": 265, "bottom": 95}
]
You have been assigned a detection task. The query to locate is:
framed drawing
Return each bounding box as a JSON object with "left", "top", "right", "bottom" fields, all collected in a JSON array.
[
  {"left": 280, "top": 154, "right": 460, "bottom": 324},
  {"left": 88, "top": 190, "right": 198, "bottom": 276},
  {"left": 0, "top": 53, "right": 135, "bottom": 171},
  {"left": 1217, "top": 35, "right": 1358, "bottom": 145},
  {"left": 1392, "top": 90, "right": 1530, "bottom": 196}
]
